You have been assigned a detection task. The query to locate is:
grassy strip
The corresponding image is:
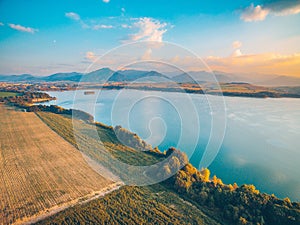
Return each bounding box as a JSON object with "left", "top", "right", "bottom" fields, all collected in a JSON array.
[
  {"left": 35, "top": 185, "right": 220, "bottom": 225},
  {"left": 0, "top": 91, "right": 21, "bottom": 97},
  {"left": 36, "top": 112, "right": 165, "bottom": 181}
]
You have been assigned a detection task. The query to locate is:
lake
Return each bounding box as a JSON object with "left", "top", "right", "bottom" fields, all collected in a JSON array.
[{"left": 43, "top": 89, "right": 300, "bottom": 201}]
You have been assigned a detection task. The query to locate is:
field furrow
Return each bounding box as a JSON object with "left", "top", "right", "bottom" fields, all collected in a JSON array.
[{"left": 0, "top": 105, "right": 113, "bottom": 225}]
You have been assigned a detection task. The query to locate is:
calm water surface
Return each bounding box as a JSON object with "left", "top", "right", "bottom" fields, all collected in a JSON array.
[{"left": 43, "top": 89, "right": 300, "bottom": 201}]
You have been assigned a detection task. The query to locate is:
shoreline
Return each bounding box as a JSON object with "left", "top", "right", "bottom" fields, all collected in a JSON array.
[
  {"left": 2, "top": 82, "right": 300, "bottom": 99},
  {"left": 72, "top": 86, "right": 300, "bottom": 99},
  {"left": 47, "top": 88, "right": 300, "bottom": 100}
]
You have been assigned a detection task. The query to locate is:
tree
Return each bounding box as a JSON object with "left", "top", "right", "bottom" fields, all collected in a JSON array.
[
  {"left": 241, "top": 184, "right": 259, "bottom": 195},
  {"left": 199, "top": 191, "right": 208, "bottom": 203},
  {"left": 212, "top": 175, "right": 218, "bottom": 186},
  {"left": 200, "top": 168, "right": 210, "bottom": 182},
  {"left": 284, "top": 197, "right": 291, "bottom": 205},
  {"left": 233, "top": 182, "right": 239, "bottom": 190},
  {"left": 228, "top": 184, "right": 235, "bottom": 191},
  {"left": 212, "top": 175, "right": 223, "bottom": 186},
  {"left": 239, "top": 216, "right": 248, "bottom": 225},
  {"left": 183, "top": 163, "right": 197, "bottom": 175}
]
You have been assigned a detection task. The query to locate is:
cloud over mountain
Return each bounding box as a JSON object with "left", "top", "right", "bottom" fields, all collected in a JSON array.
[{"left": 129, "top": 17, "right": 168, "bottom": 42}]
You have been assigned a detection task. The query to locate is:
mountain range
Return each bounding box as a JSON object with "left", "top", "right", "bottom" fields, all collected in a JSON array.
[{"left": 0, "top": 68, "right": 299, "bottom": 86}]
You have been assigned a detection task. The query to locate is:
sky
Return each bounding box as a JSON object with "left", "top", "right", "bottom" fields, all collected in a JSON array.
[{"left": 0, "top": 0, "right": 300, "bottom": 76}]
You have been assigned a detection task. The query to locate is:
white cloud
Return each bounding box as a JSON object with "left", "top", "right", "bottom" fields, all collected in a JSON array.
[
  {"left": 231, "top": 49, "right": 243, "bottom": 57},
  {"left": 65, "top": 12, "right": 80, "bottom": 21},
  {"left": 241, "top": 4, "right": 269, "bottom": 22},
  {"left": 141, "top": 48, "right": 152, "bottom": 60},
  {"left": 0, "top": 22, "right": 4, "bottom": 26},
  {"left": 121, "top": 24, "right": 131, "bottom": 29},
  {"left": 241, "top": 1, "right": 300, "bottom": 22},
  {"left": 232, "top": 41, "right": 242, "bottom": 49},
  {"left": 231, "top": 41, "right": 243, "bottom": 57},
  {"left": 8, "top": 24, "right": 38, "bottom": 33},
  {"left": 103, "top": 0, "right": 110, "bottom": 3},
  {"left": 273, "top": 4, "right": 300, "bottom": 16},
  {"left": 85, "top": 51, "right": 97, "bottom": 62},
  {"left": 129, "top": 17, "right": 167, "bottom": 42},
  {"left": 64, "top": 12, "right": 116, "bottom": 31},
  {"left": 93, "top": 24, "right": 113, "bottom": 30}
]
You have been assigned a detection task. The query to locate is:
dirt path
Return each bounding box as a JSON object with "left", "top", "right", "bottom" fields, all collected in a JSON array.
[{"left": 18, "top": 182, "right": 124, "bottom": 225}]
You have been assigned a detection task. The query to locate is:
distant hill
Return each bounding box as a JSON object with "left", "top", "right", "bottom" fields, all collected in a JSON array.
[
  {"left": 44, "top": 72, "right": 83, "bottom": 82},
  {"left": 82, "top": 68, "right": 114, "bottom": 82},
  {"left": 172, "top": 71, "right": 300, "bottom": 86},
  {"left": 107, "top": 70, "right": 169, "bottom": 82},
  {"left": 0, "top": 68, "right": 168, "bottom": 83},
  {"left": 172, "top": 71, "right": 235, "bottom": 83},
  {"left": 258, "top": 75, "right": 300, "bottom": 87},
  {"left": 0, "top": 74, "right": 37, "bottom": 82},
  {"left": 0, "top": 68, "right": 299, "bottom": 86}
]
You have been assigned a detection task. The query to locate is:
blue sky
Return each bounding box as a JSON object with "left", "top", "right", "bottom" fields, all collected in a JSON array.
[{"left": 0, "top": 0, "right": 300, "bottom": 76}]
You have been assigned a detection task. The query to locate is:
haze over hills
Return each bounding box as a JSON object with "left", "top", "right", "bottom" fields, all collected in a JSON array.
[
  {"left": 258, "top": 76, "right": 300, "bottom": 87},
  {"left": 172, "top": 71, "right": 235, "bottom": 83},
  {"left": 0, "top": 74, "right": 37, "bottom": 82},
  {"left": 44, "top": 72, "right": 83, "bottom": 82},
  {"left": 0, "top": 68, "right": 299, "bottom": 86},
  {"left": 107, "top": 70, "right": 170, "bottom": 82}
]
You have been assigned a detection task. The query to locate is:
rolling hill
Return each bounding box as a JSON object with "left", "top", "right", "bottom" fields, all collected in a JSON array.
[
  {"left": 258, "top": 75, "right": 300, "bottom": 87},
  {"left": 0, "top": 68, "right": 299, "bottom": 86},
  {"left": 43, "top": 72, "right": 83, "bottom": 82}
]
